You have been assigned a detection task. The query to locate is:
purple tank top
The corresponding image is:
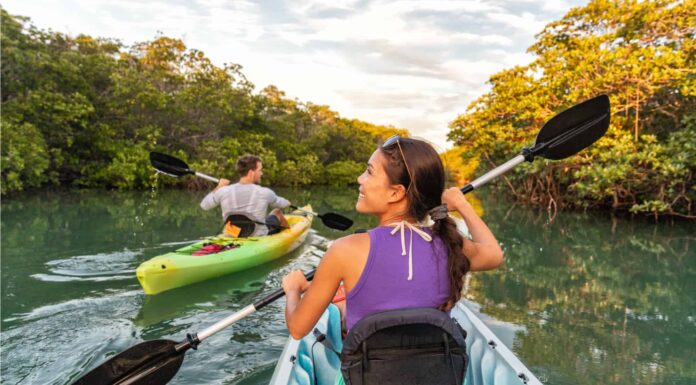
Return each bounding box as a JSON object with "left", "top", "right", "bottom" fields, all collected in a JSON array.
[{"left": 345, "top": 225, "right": 450, "bottom": 330}]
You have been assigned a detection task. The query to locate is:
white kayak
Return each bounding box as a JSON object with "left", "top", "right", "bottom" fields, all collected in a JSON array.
[{"left": 269, "top": 301, "right": 543, "bottom": 385}]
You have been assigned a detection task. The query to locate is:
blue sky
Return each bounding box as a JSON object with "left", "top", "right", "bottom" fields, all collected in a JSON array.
[{"left": 4, "top": 0, "right": 588, "bottom": 150}]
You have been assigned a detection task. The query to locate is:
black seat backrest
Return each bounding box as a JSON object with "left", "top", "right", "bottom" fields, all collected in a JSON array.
[
  {"left": 224, "top": 214, "right": 256, "bottom": 238},
  {"left": 340, "top": 308, "right": 468, "bottom": 385}
]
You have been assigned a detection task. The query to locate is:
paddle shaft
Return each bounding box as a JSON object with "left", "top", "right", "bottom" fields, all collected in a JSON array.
[
  {"left": 195, "top": 270, "right": 315, "bottom": 342},
  {"left": 290, "top": 205, "right": 319, "bottom": 216},
  {"left": 195, "top": 172, "right": 219, "bottom": 183},
  {"left": 461, "top": 154, "right": 526, "bottom": 194}
]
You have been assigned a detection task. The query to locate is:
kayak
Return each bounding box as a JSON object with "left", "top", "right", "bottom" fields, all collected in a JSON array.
[
  {"left": 136, "top": 205, "right": 313, "bottom": 295},
  {"left": 269, "top": 300, "right": 543, "bottom": 385}
]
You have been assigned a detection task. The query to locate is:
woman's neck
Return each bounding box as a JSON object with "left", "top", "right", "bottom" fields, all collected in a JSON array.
[{"left": 377, "top": 212, "right": 416, "bottom": 226}]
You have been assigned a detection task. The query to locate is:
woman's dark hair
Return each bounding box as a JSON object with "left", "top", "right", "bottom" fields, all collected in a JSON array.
[
  {"left": 236, "top": 154, "right": 261, "bottom": 177},
  {"left": 380, "top": 138, "right": 470, "bottom": 310}
]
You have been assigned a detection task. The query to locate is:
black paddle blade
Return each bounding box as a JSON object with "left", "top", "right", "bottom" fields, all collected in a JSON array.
[
  {"left": 320, "top": 213, "right": 353, "bottom": 231},
  {"left": 71, "top": 339, "right": 184, "bottom": 385},
  {"left": 150, "top": 152, "right": 193, "bottom": 178},
  {"left": 534, "top": 95, "right": 610, "bottom": 160}
]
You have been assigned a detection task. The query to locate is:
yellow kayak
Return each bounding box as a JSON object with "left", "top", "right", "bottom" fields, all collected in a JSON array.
[{"left": 136, "top": 206, "right": 313, "bottom": 295}]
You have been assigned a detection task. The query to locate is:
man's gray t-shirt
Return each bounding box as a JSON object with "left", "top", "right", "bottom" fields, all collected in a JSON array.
[{"left": 200, "top": 183, "right": 290, "bottom": 236}]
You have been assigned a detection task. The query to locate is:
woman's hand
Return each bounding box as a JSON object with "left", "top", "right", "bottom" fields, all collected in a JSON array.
[
  {"left": 282, "top": 270, "right": 311, "bottom": 295},
  {"left": 441, "top": 188, "right": 504, "bottom": 271},
  {"left": 441, "top": 187, "right": 470, "bottom": 211}
]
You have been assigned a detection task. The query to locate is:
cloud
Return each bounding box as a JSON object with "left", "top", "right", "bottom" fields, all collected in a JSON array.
[
  {"left": 487, "top": 11, "right": 547, "bottom": 34},
  {"left": 280, "top": 0, "right": 512, "bottom": 47}
]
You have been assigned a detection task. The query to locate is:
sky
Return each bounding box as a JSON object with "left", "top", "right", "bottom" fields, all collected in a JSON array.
[{"left": 4, "top": 0, "right": 588, "bottom": 151}]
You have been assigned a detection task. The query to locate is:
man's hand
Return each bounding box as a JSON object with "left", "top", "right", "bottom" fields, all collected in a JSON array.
[{"left": 213, "top": 178, "right": 230, "bottom": 192}]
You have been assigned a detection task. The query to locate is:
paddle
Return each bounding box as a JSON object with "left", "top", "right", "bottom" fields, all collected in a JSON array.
[
  {"left": 72, "top": 95, "right": 610, "bottom": 385},
  {"left": 289, "top": 205, "right": 354, "bottom": 232},
  {"left": 70, "top": 270, "right": 317, "bottom": 385},
  {"left": 460, "top": 95, "right": 610, "bottom": 194},
  {"left": 149, "top": 152, "right": 354, "bottom": 231}
]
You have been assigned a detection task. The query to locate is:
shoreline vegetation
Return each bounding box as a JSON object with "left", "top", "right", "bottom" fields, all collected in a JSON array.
[{"left": 2, "top": 0, "right": 694, "bottom": 219}]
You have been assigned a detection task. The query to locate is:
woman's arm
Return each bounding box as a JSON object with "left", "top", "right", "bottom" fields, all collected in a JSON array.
[
  {"left": 282, "top": 237, "right": 348, "bottom": 339},
  {"left": 442, "top": 187, "right": 504, "bottom": 271}
]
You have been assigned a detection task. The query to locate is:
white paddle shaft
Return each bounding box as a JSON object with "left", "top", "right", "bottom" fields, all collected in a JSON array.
[
  {"left": 470, "top": 154, "right": 526, "bottom": 189},
  {"left": 195, "top": 172, "right": 219, "bottom": 183},
  {"left": 197, "top": 304, "right": 257, "bottom": 341}
]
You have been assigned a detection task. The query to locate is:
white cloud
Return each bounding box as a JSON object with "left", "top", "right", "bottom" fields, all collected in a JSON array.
[
  {"left": 487, "top": 11, "right": 547, "bottom": 34},
  {"left": 282, "top": 1, "right": 512, "bottom": 48}
]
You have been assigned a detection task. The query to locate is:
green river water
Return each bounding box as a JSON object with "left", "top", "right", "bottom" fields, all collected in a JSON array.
[{"left": 1, "top": 187, "right": 694, "bottom": 385}]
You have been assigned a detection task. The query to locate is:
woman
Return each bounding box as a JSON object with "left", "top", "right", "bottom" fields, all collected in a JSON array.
[{"left": 282, "top": 136, "right": 503, "bottom": 339}]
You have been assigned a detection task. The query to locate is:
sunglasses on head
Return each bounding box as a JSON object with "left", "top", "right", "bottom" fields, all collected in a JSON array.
[{"left": 382, "top": 135, "right": 414, "bottom": 192}]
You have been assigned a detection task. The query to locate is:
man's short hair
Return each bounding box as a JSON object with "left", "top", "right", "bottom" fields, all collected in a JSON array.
[{"left": 236, "top": 155, "right": 261, "bottom": 177}]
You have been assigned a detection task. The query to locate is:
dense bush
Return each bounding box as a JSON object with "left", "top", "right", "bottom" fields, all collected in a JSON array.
[{"left": 322, "top": 160, "right": 365, "bottom": 186}]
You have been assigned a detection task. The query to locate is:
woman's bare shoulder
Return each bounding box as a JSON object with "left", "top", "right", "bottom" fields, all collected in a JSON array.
[
  {"left": 331, "top": 232, "right": 370, "bottom": 248},
  {"left": 325, "top": 232, "right": 370, "bottom": 259}
]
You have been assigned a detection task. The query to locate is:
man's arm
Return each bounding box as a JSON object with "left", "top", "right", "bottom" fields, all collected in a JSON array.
[
  {"left": 200, "top": 179, "right": 230, "bottom": 210},
  {"left": 265, "top": 188, "right": 290, "bottom": 209}
]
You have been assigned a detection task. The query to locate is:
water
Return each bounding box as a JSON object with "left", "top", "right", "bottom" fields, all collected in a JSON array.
[{"left": 1, "top": 187, "right": 694, "bottom": 385}]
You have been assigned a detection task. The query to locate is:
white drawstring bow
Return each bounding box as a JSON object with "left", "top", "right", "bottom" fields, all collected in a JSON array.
[{"left": 387, "top": 221, "right": 432, "bottom": 280}]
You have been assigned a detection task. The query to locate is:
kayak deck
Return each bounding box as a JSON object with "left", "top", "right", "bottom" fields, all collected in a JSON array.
[
  {"left": 270, "top": 301, "right": 543, "bottom": 385},
  {"left": 136, "top": 205, "right": 313, "bottom": 295}
]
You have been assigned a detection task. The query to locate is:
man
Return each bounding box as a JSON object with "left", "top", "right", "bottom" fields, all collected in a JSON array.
[{"left": 200, "top": 155, "right": 290, "bottom": 237}]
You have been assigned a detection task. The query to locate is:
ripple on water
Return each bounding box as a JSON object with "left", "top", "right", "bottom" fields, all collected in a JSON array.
[
  {"left": 3, "top": 290, "right": 142, "bottom": 324},
  {"left": 0, "top": 291, "right": 142, "bottom": 385},
  {"left": 33, "top": 249, "right": 142, "bottom": 282},
  {"left": 30, "top": 273, "right": 135, "bottom": 282}
]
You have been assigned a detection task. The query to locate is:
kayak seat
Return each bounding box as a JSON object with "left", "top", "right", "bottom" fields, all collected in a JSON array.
[
  {"left": 292, "top": 350, "right": 312, "bottom": 385},
  {"left": 224, "top": 214, "right": 257, "bottom": 237},
  {"left": 290, "top": 304, "right": 343, "bottom": 385},
  {"left": 340, "top": 308, "right": 468, "bottom": 385}
]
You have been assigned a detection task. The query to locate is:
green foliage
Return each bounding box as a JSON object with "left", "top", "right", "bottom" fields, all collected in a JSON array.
[
  {"left": 322, "top": 160, "right": 364, "bottom": 186},
  {"left": 274, "top": 154, "right": 322, "bottom": 187},
  {"left": 0, "top": 117, "right": 50, "bottom": 193},
  {"left": 92, "top": 143, "right": 154, "bottom": 189},
  {"left": 0, "top": 10, "right": 405, "bottom": 195},
  {"left": 448, "top": 0, "right": 695, "bottom": 218}
]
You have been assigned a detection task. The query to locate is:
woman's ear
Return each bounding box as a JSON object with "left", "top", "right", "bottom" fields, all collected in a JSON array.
[{"left": 387, "top": 184, "right": 408, "bottom": 203}]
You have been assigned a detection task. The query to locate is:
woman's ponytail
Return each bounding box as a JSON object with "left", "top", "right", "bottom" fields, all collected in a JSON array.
[{"left": 431, "top": 211, "right": 470, "bottom": 311}]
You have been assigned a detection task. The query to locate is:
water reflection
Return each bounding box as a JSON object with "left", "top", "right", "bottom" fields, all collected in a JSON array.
[{"left": 466, "top": 198, "right": 696, "bottom": 385}]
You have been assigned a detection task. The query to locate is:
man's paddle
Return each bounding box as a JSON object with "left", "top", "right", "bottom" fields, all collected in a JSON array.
[
  {"left": 149, "top": 152, "right": 354, "bottom": 231},
  {"left": 288, "top": 205, "right": 354, "bottom": 232},
  {"left": 72, "top": 95, "right": 610, "bottom": 385}
]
